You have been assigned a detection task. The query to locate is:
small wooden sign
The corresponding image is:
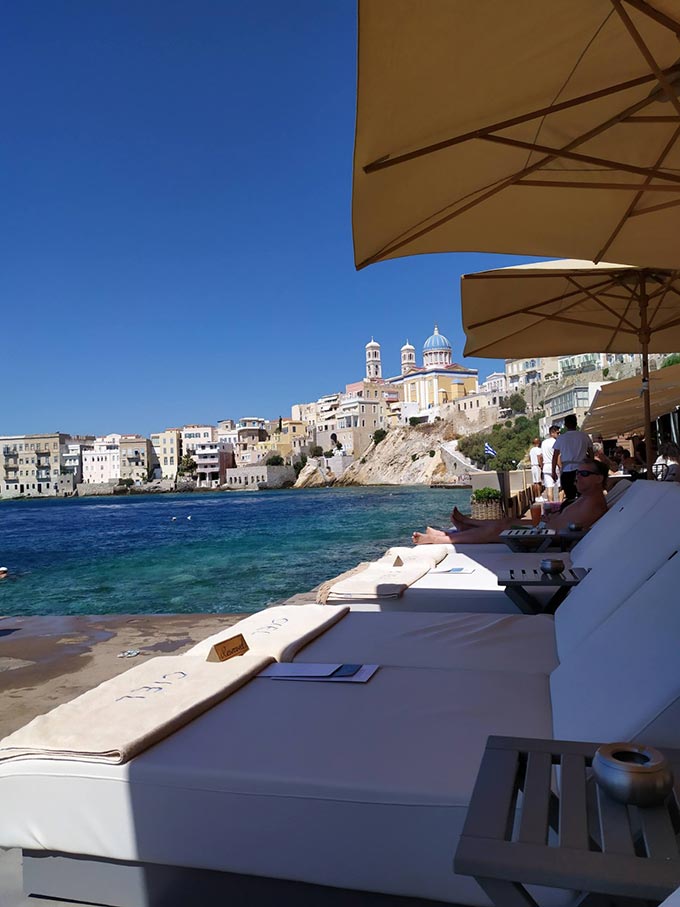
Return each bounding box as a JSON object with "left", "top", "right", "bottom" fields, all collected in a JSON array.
[{"left": 207, "top": 633, "right": 249, "bottom": 662}]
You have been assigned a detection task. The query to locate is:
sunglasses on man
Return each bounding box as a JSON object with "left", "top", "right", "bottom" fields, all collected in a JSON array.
[{"left": 575, "top": 469, "right": 599, "bottom": 477}]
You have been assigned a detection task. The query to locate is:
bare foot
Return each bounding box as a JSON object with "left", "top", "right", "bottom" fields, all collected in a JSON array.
[
  {"left": 412, "top": 527, "right": 453, "bottom": 545},
  {"left": 450, "top": 506, "right": 473, "bottom": 528}
]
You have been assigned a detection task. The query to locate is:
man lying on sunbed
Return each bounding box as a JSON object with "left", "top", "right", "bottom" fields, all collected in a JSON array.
[{"left": 413, "top": 459, "right": 608, "bottom": 546}]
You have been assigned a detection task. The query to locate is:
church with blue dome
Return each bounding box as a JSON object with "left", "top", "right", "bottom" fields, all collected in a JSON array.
[{"left": 363, "top": 325, "right": 478, "bottom": 418}]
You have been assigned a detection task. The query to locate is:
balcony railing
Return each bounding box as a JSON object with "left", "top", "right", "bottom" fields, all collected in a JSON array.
[
  {"left": 2, "top": 449, "right": 18, "bottom": 459},
  {"left": 4, "top": 463, "right": 18, "bottom": 472}
]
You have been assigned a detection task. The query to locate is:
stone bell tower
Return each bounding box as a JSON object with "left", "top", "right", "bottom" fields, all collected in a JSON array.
[{"left": 365, "top": 337, "right": 382, "bottom": 379}]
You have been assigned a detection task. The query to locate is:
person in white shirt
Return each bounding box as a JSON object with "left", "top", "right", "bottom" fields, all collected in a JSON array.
[
  {"left": 529, "top": 438, "right": 543, "bottom": 495},
  {"left": 541, "top": 425, "right": 560, "bottom": 502},
  {"left": 552, "top": 414, "right": 594, "bottom": 502}
]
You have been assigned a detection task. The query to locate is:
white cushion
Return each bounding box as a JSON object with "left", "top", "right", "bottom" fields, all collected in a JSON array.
[
  {"left": 569, "top": 480, "right": 676, "bottom": 565},
  {"left": 0, "top": 665, "right": 552, "bottom": 906},
  {"left": 554, "top": 484, "right": 680, "bottom": 659},
  {"left": 294, "top": 611, "right": 558, "bottom": 674},
  {"left": 551, "top": 551, "right": 680, "bottom": 748}
]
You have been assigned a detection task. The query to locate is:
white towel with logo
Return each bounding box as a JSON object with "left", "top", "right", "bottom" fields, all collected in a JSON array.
[
  {"left": 185, "top": 604, "right": 349, "bottom": 662},
  {"left": 0, "top": 654, "right": 271, "bottom": 765}
]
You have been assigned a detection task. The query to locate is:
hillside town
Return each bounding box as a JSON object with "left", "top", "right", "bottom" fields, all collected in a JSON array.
[{"left": 0, "top": 325, "right": 670, "bottom": 499}]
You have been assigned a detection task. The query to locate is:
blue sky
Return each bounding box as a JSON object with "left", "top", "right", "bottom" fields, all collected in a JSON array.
[{"left": 2, "top": 1, "right": 537, "bottom": 437}]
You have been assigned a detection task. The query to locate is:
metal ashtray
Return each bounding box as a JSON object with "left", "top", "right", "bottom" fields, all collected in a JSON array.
[
  {"left": 540, "top": 558, "right": 564, "bottom": 574},
  {"left": 592, "top": 742, "right": 674, "bottom": 806},
  {"left": 567, "top": 522, "right": 582, "bottom": 532}
]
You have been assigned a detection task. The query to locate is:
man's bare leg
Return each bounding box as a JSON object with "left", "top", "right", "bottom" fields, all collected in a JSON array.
[
  {"left": 412, "top": 527, "right": 454, "bottom": 545},
  {"left": 413, "top": 519, "right": 514, "bottom": 545}
]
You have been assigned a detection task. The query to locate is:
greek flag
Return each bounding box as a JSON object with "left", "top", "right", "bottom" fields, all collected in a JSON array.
[{"left": 484, "top": 442, "right": 497, "bottom": 457}]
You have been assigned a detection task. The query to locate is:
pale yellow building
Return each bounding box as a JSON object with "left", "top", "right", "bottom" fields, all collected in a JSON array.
[
  {"left": 386, "top": 327, "right": 478, "bottom": 418},
  {"left": 0, "top": 432, "right": 72, "bottom": 498},
  {"left": 151, "top": 428, "right": 182, "bottom": 480}
]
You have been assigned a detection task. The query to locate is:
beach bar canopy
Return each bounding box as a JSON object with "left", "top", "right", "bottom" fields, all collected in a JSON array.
[
  {"left": 582, "top": 362, "right": 680, "bottom": 437},
  {"left": 461, "top": 260, "right": 680, "bottom": 457},
  {"left": 353, "top": 1, "right": 680, "bottom": 271}
]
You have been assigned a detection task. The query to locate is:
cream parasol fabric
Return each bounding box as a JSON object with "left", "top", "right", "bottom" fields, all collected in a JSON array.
[
  {"left": 353, "top": 1, "right": 680, "bottom": 270},
  {"left": 582, "top": 362, "right": 680, "bottom": 435},
  {"left": 461, "top": 260, "right": 680, "bottom": 358},
  {"left": 460, "top": 259, "right": 680, "bottom": 452}
]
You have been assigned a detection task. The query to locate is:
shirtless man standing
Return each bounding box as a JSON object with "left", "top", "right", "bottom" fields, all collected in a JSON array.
[{"left": 413, "top": 459, "right": 608, "bottom": 546}]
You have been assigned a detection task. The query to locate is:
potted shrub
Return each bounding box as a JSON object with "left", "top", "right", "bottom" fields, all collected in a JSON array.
[{"left": 470, "top": 486, "right": 504, "bottom": 520}]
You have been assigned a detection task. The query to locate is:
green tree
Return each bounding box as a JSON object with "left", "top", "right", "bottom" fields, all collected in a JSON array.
[
  {"left": 293, "top": 454, "right": 308, "bottom": 477},
  {"left": 177, "top": 454, "right": 197, "bottom": 475},
  {"left": 662, "top": 353, "right": 680, "bottom": 368},
  {"left": 458, "top": 413, "right": 543, "bottom": 471},
  {"left": 373, "top": 428, "right": 388, "bottom": 445},
  {"left": 408, "top": 416, "right": 421, "bottom": 427},
  {"left": 265, "top": 454, "right": 284, "bottom": 466},
  {"left": 506, "top": 392, "right": 527, "bottom": 414},
  {"left": 310, "top": 445, "right": 323, "bottom": 458}
]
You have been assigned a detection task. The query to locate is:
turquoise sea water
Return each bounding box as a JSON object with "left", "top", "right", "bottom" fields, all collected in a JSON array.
[{"left": 0, "top": 487, "right": 471, "bottom": 617}]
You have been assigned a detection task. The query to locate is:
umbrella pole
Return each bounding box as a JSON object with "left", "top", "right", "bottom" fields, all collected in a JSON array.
[{"left": 638, "top": 275, "right": 655, "bottom": 474}]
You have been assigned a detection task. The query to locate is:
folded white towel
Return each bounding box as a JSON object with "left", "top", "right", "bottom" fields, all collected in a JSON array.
[
  {"left": 0, "top": 654, "right": 271, "bottom": 765},
  {"left": 382, "top": 545, "right": 451, "bottom": 565},
  {"left": 325, "top": 561, "right": 431, "bottom": 600},
  {"left": 185, "top": 604, "right": 349, "bottom": 662}
]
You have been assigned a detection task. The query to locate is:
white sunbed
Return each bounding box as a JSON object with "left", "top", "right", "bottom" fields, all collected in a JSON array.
[
  {"left": 344, "top": 481, "right": 679, "bottom": 614},
  {"left": 293, "top": 482, "right": 680, "bottom": 672},
  {"left": 3, "top": 553, "right": 680, "bottom": 907}
]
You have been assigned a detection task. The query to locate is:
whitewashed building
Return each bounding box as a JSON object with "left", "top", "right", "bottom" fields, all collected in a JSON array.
[{"left": 82, "top": 434, "right": 121, "bottom": 485}]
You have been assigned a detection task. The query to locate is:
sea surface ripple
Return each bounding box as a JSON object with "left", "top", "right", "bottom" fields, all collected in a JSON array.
[{"left": 0, "top": 486, "right": 471, "bottom": 616}]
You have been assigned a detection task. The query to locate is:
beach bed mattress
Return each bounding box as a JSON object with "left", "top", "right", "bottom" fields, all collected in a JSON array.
[{"left": 0, "top": 664, "right": 552, "bottom": 907}]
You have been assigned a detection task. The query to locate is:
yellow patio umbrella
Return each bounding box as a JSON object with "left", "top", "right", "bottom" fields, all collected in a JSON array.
[
  {"left": 582, "top": 362, "right": 680, "bottom": 437},
  {"left": 461, "top": 259, "right": 680, "bottom": 460},
  {"left": 353, "top": 1, "right": 680, "bottom": 271}
]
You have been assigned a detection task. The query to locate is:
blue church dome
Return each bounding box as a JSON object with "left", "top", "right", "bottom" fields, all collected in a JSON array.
[{"left": 423, "top": 325, "right": 451, "bottom": 352}]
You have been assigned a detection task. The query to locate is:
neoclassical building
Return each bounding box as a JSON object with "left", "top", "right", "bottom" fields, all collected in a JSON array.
[{"left": 364, "top": 327, "right": 478, "bottom": 417}]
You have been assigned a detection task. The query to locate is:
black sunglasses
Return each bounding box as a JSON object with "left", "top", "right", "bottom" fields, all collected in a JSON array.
[{"left": 575, "top": 469, "right": 598, "bottom": 477}]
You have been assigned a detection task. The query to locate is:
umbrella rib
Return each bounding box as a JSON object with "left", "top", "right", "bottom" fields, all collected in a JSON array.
[
  {"left": 624, "top": 115, "right": 680, "bottom": 122},
  {"left": 629, "top": 196, "right": 680, "bottom": 217},
  {"left": 362, "top": 67, "right": 679, "bottom": 174},
  {"left": 602, "top": 281, "right": 638, "bottom": 351},
  {"left": 482, "top": 134, "right": 680, "bottom": 184},
  {"left": 620, "top": 0, "right": 680, "bottom": 38},
  {"left": 518, "top": 179, "right": 680, "bottom": 191},
  {"left": 612, "top": 0, "right": 680, "bottom": 117},
  {"left": 652, "top": 314, "right": 680, "bottom": 331},
  {"left": 595, "top": 124, "right": 680, "bottom": 259},
  {"left": 564, "top": 276, "right": 640, "bottom": 331},
  {"left": 466, "top": 278, "right": 617, "bottom": 329},
  {"left": 360, "top": 84, "right": 673, "bottom": 267},
  {"left": 646, "top": 276, "right": 673, "bottom": 330}
]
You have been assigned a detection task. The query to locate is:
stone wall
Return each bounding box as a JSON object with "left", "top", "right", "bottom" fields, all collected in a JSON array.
[
  {"left": 224, "top": 465, "right": 296, "bottom": 489},
  {"left": 76, "top": 481, "right": 118, "bottom": 496}
]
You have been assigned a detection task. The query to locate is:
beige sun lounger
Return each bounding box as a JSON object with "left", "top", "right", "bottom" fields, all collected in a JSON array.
[{"left": 3, "top": 553, "right": 680, "bottom": 907}]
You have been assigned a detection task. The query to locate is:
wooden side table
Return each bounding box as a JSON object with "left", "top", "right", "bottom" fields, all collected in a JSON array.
[
  {"left": 500, "top": 529, "right": 556, "bottom": 553},
  {"left": 496, "top": 566, "right": 588, "bottom": 615},
  {"left": 455, "top": 736, "right": 680, "bottom": 906}
]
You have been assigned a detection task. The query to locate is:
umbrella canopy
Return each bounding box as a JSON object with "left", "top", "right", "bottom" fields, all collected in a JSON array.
[
  {"left": 461, "top": 259, "right": 680, "bottom": 459},
  {"left": 353, "top": 1, "right": 680, "bottom": 271},
  {"left": 461, "top": 260, "right": 680, "bottom": 358},
  {"left": 582, "top": 362, "right": 680, "bottom": 436}
]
